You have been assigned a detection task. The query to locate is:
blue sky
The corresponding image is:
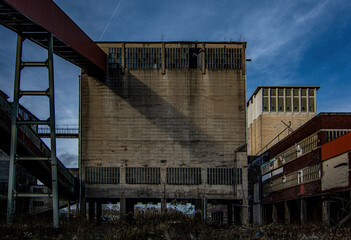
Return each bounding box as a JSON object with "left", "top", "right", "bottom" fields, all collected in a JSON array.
[{"left": 0, "top": 0, "right": 350, "bottom": 167}]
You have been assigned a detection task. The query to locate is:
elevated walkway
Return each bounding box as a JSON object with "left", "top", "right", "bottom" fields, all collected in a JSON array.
[
  {"left": 37, "top": 126, "right": 79, "bottom": 138},
  {"left": 0, "top": 0, "right": 109, "bottom": 227},
  {"left": 0, "top": 91, "right": 77, "bottom": 199}
]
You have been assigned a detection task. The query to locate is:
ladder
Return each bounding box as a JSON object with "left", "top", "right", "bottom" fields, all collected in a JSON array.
[{"left": 7, "top": 34, "right": 60, "bottom": 228}]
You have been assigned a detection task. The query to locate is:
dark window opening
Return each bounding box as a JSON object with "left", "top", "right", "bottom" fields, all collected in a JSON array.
[{"left": 189, "top": 48, "right": 202, "bottom": 69}]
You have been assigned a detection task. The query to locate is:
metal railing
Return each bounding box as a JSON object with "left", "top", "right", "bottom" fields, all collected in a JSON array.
[
  {"left": 263, "top": 164, "right": 321, "bottom": 194},
  {"left": 36, "top": 126, "right": 78, "bottom": 138}
]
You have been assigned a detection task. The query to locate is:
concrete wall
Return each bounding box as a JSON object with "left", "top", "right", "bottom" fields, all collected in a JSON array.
[
  {"left": 322, "top": 152, "right": 350, "bottom": 191},
  {"left": 80, "top": 43, "right": 247, "bottom": 201},
  {"left": 248, "top": 113, "right": 315, "bottom": 155}
]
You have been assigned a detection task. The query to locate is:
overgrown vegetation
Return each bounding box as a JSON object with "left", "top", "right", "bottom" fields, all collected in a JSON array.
[{"left": 1, "top": 211, "right": 351, "bottom": 240}]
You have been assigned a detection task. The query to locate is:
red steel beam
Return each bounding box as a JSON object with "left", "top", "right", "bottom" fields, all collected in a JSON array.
[{"left": 3, "top": 0, "right": 106, "bottom": 73}]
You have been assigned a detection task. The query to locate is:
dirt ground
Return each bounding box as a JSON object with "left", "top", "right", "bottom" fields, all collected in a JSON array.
[{"left": 1, "top": 213, "right": 351, "bottom": 240}]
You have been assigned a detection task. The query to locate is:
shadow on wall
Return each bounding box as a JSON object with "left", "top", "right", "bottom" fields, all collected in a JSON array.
[{"left": 96, "top": 68, "right": 224, "bottom": 160}]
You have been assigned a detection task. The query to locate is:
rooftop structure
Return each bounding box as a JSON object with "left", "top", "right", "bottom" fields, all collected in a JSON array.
[{"left": 247, "top": 86, "right": 320, "bottom": 156}]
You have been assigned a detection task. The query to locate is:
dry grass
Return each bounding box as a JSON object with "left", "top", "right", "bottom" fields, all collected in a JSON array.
[{"left": 1, "top": 212, "right": 351, "bottom": 240}]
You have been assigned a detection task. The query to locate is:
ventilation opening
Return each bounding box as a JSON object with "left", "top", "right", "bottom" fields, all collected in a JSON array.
[{"left": 189, "top": 48, "right": 202, "bottom": 69}]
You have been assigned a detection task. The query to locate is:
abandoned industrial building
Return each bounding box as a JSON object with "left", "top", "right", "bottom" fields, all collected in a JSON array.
[
  {"left": 2, "top": 0, "right": 351, "bottom": 231},
  {"left": 80, "top": 41, "right": 248, "bottom": 223},
  {"left": 248, "top": 113, "right": 351, "bottom": 225},
  {"left": 247, "top": 86, "right": 319, "bottom": 156}
]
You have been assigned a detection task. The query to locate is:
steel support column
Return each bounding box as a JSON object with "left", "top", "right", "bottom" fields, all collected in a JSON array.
[
  {"left": 48, "top": 34, "right": 59, "bottom": 229},
  {"left": 7, "top": 34, "right": 23, "bottom": 225}
]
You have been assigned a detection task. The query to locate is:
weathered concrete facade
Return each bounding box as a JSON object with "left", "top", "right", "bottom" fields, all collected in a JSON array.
[
  {"left": 80, "top": 42, "right": 247, "bottom": 222},
  {"left": 247, "top": 86, "right": 319, "bottom": 156}
]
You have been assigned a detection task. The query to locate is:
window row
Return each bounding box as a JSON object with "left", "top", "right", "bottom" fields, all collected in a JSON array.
[
  {"left": 126, "top": 167, "right": 160, "bottom": 184},
  {"left": 86, "top": 167, "right": 120, "bottom": 184},
  {"left": 108, "top": 47, "right": 243, "bottom": 70},
  {"left": 262, "top": 164, "right": 321, "bottom": 194},
  {"left": 205, "top": 48, "right": 242, "bottom": 70},
  {"left": 207, "top": 168, "right": 242, "bottom": 185},
  {"left": 325, "top": 130, "right": 349, "bottom": 142},
  {"left": 262, "top": 88, "right": 315, "bottom": 113},
  {"left": 261, "top": 133, "right": 318, "bottom": 175},
  {"left": 86, "top": 167, "right": 242, "bottom": 185}
]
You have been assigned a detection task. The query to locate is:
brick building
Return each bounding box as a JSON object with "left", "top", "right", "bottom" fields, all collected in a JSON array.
[
  {"left": 249, "top": 113, "right": 351, "bottom": 224},
  {"left": 80, "top": 42, "right": 248, "bottom": 223}
]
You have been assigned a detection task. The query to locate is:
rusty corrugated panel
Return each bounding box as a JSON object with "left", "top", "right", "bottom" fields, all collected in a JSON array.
[
  {"left": 322, "top": 132, "right": 351, "bottom": 161},
  {"left": 2, "top": 0, "right": 106, "bottom": 73}
]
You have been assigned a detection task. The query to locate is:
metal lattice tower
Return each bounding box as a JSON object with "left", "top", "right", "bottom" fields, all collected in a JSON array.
[{"left": 7, "top": 34, "right": 60, "bottom": 228}]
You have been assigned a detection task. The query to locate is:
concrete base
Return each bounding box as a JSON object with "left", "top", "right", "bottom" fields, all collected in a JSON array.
[{"left": 120, "top": 198, "right": 134, "bottom": 218}]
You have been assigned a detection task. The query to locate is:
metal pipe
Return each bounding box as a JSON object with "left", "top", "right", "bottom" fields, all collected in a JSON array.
[
  {"left": 17, "top": 120, "right": 50, "bottom": 125},
  {"left": 16, "top": 157, "right": 51, "bottom": 161},
  {"left": 21, "top": 61, "right": 46, "bottom": 67},
  {"left": 48, "top": 34, "right": 59, "bottom": 229},
  {"left": 17, "top": 193, "right": 53, "bottom": 198},
  {"left": 7, "top": 34, "right": 23, "bottom": 225},
  {"left": 19, "top": 90, "right": 49, "bottom": 96}
]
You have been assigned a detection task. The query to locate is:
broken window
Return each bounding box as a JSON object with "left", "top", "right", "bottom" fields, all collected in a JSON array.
[
  {"left": 108, "top": 48, "right": 122, "bottom": 69},
  {"left": 126, "top": 167, "right": 160, "bottom": 184},
  {"left": 85, "top": 167, "right": 120, "bottom": 184},
  {"left": 167, "top": 167, "right": 201, "bottom": 184},
  {"left": 125, "top": 47, "right": 162, "bottom": 69}
]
